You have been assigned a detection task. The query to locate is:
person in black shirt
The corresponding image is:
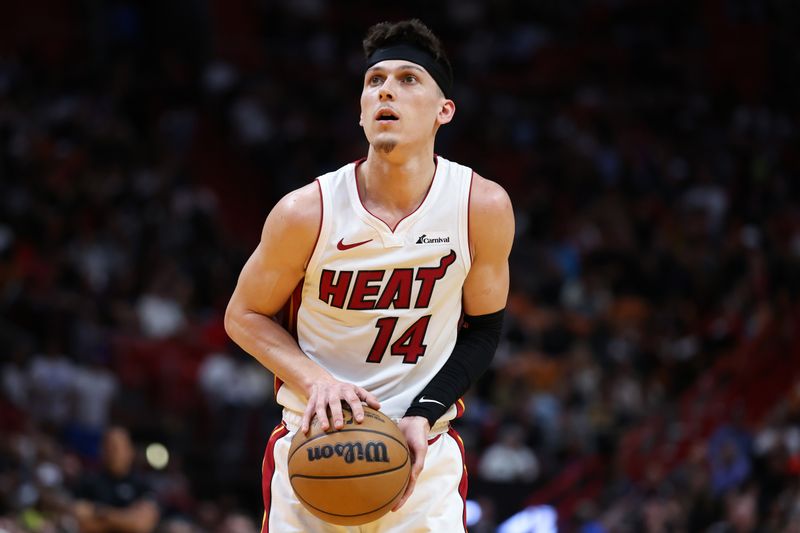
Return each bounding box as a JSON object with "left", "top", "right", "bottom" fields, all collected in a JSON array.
[{"left": 72, "top": 426, "right": 159, "bottom": 533}]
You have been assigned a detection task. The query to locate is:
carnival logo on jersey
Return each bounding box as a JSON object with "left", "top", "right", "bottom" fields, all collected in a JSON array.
[{"left": 415, "top": 232, "right": 450, "bottom": 245}]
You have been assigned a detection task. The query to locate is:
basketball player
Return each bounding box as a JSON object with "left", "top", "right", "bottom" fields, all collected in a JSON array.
[{"left": 225, "top": 19, "right": 514, "bottom": 532}]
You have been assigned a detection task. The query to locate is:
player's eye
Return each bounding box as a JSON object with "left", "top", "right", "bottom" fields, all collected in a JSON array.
[
  {"left": 402, "top": 74, "right": 417, "bottom": 83},
  {"left": 368, "top": 75, "right": 384, "bottom": 85}
]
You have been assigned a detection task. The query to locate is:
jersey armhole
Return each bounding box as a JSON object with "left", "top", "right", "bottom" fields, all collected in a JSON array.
[
  {"left": 459, "top": 169, "right": 474, "bottom": 274},
  {"left": 304, "top": 177, "right": 330, "bottom": 277}
]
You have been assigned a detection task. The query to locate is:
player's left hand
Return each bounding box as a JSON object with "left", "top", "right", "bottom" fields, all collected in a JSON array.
[{"left": 392, "top": 415, "right": 430, "bottom": 511}]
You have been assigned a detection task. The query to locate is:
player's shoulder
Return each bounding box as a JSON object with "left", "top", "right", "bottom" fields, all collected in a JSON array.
[
  {"left": 275, "top": 181, "right": 320, "bottom": 215},
  {"left": 469, "top": 172, "right": 513, "bottom": 216},
  {"left": 468, "top": 172, "right": 514, "bottom": 255},
  {"left": 263, "top": 181, "right": 321, "bottom": 240}
]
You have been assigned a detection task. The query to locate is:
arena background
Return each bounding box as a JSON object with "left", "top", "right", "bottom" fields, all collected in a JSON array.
[{"left": 1, "top": 1, "right": 800, "bottom": 531}]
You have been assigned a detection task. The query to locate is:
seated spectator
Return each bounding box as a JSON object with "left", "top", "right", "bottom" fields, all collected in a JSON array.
[
  {"left": 708, "top": 424, "right": 753, "bottom": 496},
  {"left": 71, "top": 426, "right": 160, "bottom": 533},
  {"left": 478, "top": 424, "right": 540, "bottom": 483}
]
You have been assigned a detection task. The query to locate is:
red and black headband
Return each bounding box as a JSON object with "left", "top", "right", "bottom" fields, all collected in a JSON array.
[{"left": 365, "top": 44, "right": 453, "bottom": 98}]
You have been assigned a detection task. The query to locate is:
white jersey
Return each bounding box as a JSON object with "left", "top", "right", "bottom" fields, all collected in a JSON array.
[{"left": 276, "top": 155, "right": 473, "bottom": 423}]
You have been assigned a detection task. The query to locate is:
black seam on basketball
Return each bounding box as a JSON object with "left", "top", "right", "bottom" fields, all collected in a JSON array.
[
  {"left": 288, "top": 428, "right": 410, "bottom": 464},
  {"left": 291, "top": 475, "right": 409, "bottom": 518}
]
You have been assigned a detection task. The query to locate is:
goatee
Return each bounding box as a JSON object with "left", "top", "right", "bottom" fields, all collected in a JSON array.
[{"left": 375, "top": 140, "right": 397, "bottom": 154}]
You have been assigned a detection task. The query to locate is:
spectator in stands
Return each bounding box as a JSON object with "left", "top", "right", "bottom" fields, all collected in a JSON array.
[
  {"left": 708, "top": 424, "right": 753, "bottom": 496},
  {"left": 28, "top": 338, "right": 75, "bottom": 429},
  {"left": 478, "top": 424, "right": 540, "bottom": 483},
  {"left": 215, "top": 512, "right": 258, "bottom": 533},
  {"left": 71, "top": 426, "right": 160, "bottom": 533}
]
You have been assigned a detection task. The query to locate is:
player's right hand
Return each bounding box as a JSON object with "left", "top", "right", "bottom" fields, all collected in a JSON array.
[
  {"left": 301, "top": 379, "right": 380, "bottom": 434},
  {"left": 392, "top": 415, "right": 430, "bottom": 511}
]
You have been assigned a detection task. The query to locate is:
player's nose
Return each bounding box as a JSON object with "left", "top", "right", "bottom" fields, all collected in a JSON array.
[{"left": 378, "top": 80, "right": 395, "bottom": 100}]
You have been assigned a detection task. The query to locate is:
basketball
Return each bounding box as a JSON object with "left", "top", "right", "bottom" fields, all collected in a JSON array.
[{"left": 287, "top": 404, "right": 411, "bottom": 525}]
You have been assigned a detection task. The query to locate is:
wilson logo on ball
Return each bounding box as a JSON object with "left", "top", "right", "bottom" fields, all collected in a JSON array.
[{"left": 306, "top": 441, "right": 389, "bottom": 464}]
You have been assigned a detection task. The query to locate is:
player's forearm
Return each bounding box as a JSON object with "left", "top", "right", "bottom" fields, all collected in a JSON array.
[
  {"left": 225, "top": 308, "right": 332, "bottom": 396},
  {"left": 404, "top": 309, "right": 504, "bottom": 425}
]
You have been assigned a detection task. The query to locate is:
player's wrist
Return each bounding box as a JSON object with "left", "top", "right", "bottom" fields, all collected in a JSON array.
[
  {"left": 400, "top": 415, "right": 431, "bottom": 434},
  {"left": 404, "top": 401, "right": 446, "bottom": 429}
]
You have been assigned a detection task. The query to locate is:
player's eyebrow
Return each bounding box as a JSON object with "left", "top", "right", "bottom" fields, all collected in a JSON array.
[{"left": 366, "top": 64, "right": 426, "bottom": 74}]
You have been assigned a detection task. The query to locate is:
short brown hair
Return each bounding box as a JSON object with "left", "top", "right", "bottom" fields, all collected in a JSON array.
[{"left": 362, "top": 19, "right": 452, "bottom": 82}]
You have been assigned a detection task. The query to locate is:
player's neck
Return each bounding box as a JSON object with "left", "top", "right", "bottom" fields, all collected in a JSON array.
[{"left": 359, "top": 148, "right": 437, "bottom": 215}]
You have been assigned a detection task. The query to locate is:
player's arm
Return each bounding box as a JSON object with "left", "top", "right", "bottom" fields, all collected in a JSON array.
[
  {"left": 461, "top": 175, "right": 514, "bottom": 313},
  {"left": 405, "top": 173, "right": 513, "bottom": 423},
  {"left": 225, "top": 183, "right": 379, "bottom": 432},
  {"left": 394, "top": 174, "right": 514, "bottom": 510}
]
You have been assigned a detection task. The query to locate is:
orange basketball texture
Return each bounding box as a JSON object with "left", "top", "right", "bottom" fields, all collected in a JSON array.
[{"left": 288, "top": 405, "right": 411, "bottom": 525}]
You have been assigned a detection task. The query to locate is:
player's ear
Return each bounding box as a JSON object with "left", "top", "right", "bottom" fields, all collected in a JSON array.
[
  {"left": 359, "top": 112, "right": 364, "bottom": 127},
  {"left": 437, "top": 99, "right": 456, "bottom": 125}
]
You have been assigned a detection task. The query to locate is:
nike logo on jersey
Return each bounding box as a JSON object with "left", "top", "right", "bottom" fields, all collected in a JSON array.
[
  {"left": 418, "top": 396, "right": 446, "bottom": 407},
  {"left": 337, "top": 238, "right": 373, "bottom": 251}
]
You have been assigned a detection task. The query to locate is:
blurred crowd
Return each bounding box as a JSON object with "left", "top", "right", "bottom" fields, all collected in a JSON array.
[{"left": 2, "top": 1, "right": 800, "bottom": 532}]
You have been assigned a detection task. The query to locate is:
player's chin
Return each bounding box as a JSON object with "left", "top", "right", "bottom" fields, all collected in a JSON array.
[
  {"left": 375, "top": 127, "right": 399, "bottom": 142},
  {"left": 372, "top": 135, "right": 400, "bottom": 154}
]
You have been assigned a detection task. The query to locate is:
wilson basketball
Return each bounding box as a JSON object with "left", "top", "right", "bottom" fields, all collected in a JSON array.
[{"left": 287, "top": 404, "right": 411, "bottom": 525}]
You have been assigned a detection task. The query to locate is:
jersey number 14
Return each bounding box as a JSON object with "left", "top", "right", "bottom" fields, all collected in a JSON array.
[{"left": 366, "top": 315, "right": 432, "bottom": 364}]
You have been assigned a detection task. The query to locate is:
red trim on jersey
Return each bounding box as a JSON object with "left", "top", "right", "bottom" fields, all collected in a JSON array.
[
  {"left": 467, "top": 170, "right": 475, "bottom": 263},
  {"left": 261, "top": 423, "right": 290, "bottom": 533},
  {"left": 310, "top": 179, "right": 323, "bottom": 262},
  {"left": 448, "top": 427, "right": 469, "bottom": 531},
  {"left": 288, "top": 281, "right": 302, "bottom": 338},
  {"left": 427, "top": 433, "right": 443, "bottom": 446},
  {"left": 353, "top": 156, "right": 438, "bottom": 233},
  {"left": 274, "top": 280, "right": 304, "bottom": 399}
]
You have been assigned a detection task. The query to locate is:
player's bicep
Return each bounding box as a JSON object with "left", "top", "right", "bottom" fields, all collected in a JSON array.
[
  {"left": 462, "top": 256, "right": 510, "bottom": 316},
  {"left": 462, "top": 175, "right": 514, "bottom": 316},
  {"left": 231, "top": 242, "right": 303, "bottom": 318}
]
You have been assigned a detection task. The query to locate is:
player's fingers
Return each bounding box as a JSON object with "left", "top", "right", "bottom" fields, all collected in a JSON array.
[
  {"left": 328, "top": 395, "right": 345, "bottom": 430},
  {"left": 315, "top": 396, "right": 330, "bottom": 431},
  {"left": 393, "top": 484, "right": 414, "bottom": 511},
  {"left": 392, "top": 468, "right": 417, "bottom": 511},
  {"left": 357, "top": 387, "right": 381, "bottom": 410},
  {"left": 343, "top": 390, "right": 365, "bottom": 423},
  {"left": 410, "top": 443, "right": 426, "bottom": 478},
  {"left": 301, "top": 393, "right": 317, "bottom": 434},
  {"left": 393, "top": 441, "right": 426, "bottom": 511}
]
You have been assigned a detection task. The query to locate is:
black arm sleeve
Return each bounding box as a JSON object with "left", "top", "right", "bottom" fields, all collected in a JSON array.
[{"left": 404, "top": 309, "right": 504, "bottom": 426}]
